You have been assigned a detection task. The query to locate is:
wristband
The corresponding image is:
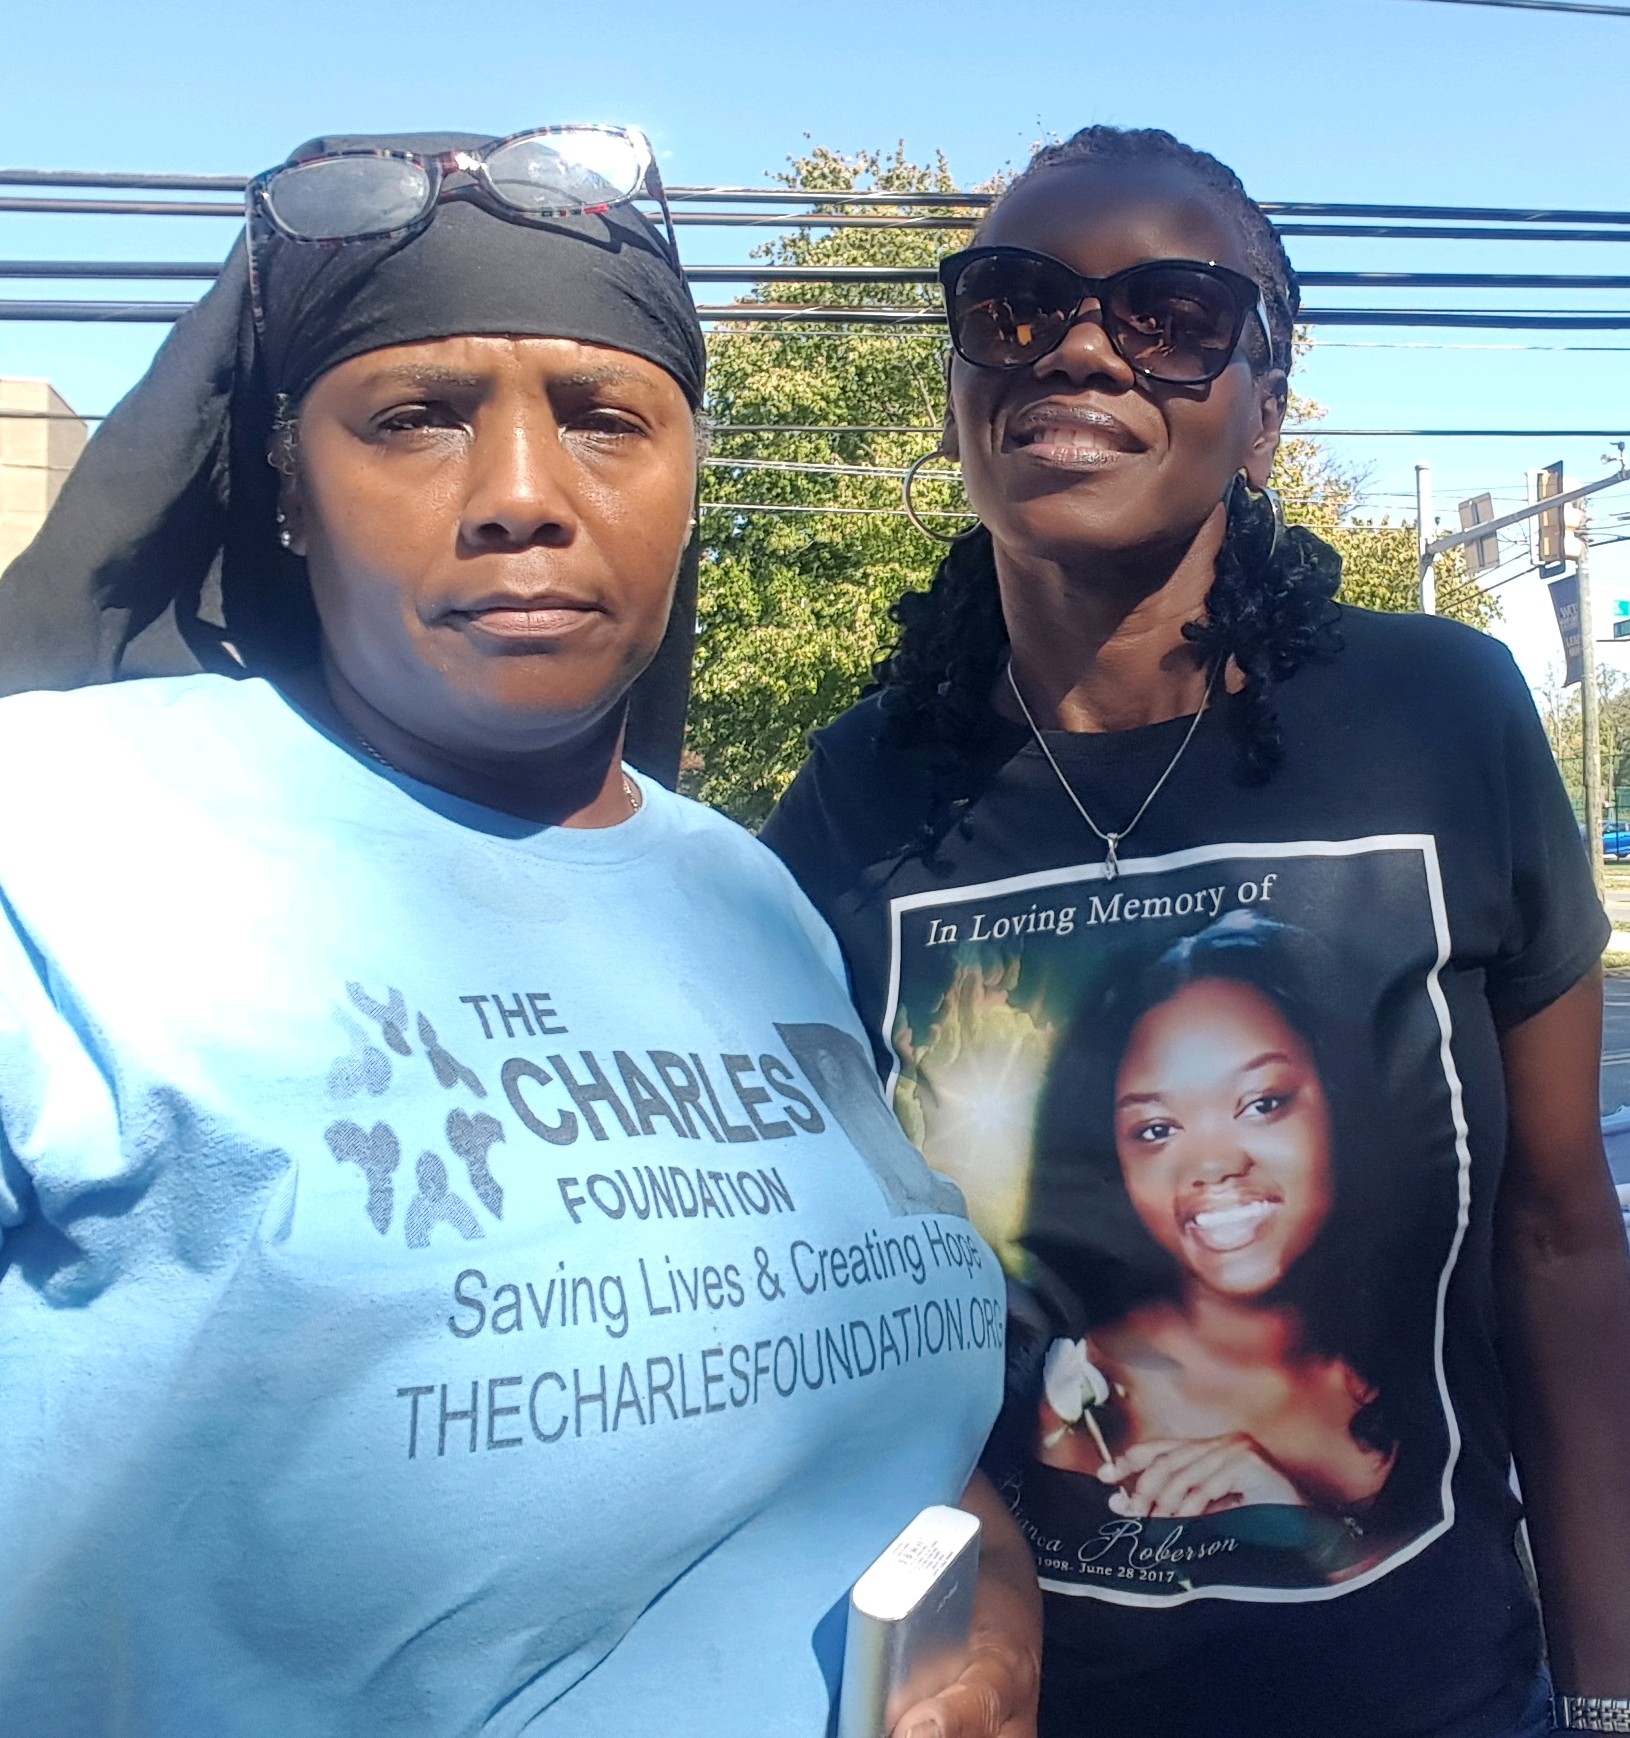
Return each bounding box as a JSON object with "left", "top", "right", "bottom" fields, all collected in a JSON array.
[{"left": 1554, "top": 1695, "right": 1630, "bottom": 1732}]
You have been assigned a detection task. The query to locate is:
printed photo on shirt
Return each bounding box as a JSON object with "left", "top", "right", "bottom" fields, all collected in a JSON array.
[{"left": 883, "top": 838, "right": 1471, "bottom": 1605}]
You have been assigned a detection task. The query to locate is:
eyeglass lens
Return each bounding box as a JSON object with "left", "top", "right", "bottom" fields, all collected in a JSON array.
[
  {"left": 950, "top": 254, "right": 1248, "bottom": 382},
  {"left": 265, "top": 156, "right": 433, "bottom": 242},
  {"left": 484, "top": 132, "right": 645, "bottom": 212}
]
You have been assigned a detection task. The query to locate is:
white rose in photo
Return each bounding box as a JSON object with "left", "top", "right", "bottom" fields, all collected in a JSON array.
[
  {"left": 1041, "top": 1337, "right": 1115, "bottom": 1465},
  {"left": 1043, "top": 1337, "right": 1109, "bottom": 1421}
]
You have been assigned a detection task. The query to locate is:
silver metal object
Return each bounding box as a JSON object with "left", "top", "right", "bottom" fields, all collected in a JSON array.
[
  {"left": 1005, "top": 656, "right": 1218, "bottom": 881},
  {"left": 901, "top": 449, "right": 978, "bottom": 544},
  {"left": 837, "top": 1504, "right": 981, "bottom": 1738},
  {"left": 1554, "top": 1695, "right": 1630, "bottom": 1731}
]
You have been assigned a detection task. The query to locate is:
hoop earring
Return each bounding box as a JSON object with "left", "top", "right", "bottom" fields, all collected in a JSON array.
[
  {"left": 902, "top": 450, "right": 979, "bottom": 545},
  {"left": 1229, "top": 470, "right": 1284, "bottom": 566}
]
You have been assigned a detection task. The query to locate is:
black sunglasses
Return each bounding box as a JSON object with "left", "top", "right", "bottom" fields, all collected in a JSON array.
[{"left": 939, "top": 246, "right": 1274, "bottom": 384}]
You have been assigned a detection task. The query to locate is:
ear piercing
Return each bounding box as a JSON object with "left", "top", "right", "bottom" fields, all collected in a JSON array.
[{"left": 275, "top": 508, "right": 293, "bottom": 551}]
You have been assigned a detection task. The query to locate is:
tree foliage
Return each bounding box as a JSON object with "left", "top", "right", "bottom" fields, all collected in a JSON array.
[
  {"left": 690, "top": 146, "right": 1498, "bottom": 826},
  {"left": 1269, "top": 400, "right": 1493, "bottom": 627},
  {"left": 1538, "top": 661, "right": 1630, "bottom": 824},
  {"left": 691, "top": 146, "right": 964, "bottom": 824}
]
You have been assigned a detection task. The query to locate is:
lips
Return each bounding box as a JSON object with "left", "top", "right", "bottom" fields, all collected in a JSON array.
[
  {"left": 1004, "top": 400, "right": 1148, "bottom": 466},
  {"left": 447, "top": 592, "right": 605, "bottom": 642},
  {"left": 1181, "top": 1194, "right": 1279, "bottom": 1254}
]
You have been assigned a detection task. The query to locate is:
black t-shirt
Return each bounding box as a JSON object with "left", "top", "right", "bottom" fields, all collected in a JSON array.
[{"left": 762, "top": 608, "right": 1607, "bottom": 1738}]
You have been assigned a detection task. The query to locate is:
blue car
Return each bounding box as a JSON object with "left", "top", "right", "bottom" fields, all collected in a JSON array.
[{"left": 1604, "top": 826, "right": 1630, "bottom": 861}]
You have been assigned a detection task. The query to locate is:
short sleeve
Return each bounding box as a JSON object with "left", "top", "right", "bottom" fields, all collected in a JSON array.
[{"left": 1485, "top": 649, "right": 1610, "bottom": 1029}]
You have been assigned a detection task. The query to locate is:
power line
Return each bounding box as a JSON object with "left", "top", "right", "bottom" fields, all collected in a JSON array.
[
  {"left": 2, "top": 410, "right": 1625, "bottom": 438},
  {"left": 710, "top": 422, "right": 1630, "bottom": 437},
  {"left": 698, "top": 496, "right": 1433, "bottom": 519},
  {"left": 700, "top": 500, "right": 970, "bottom": 520},
  {"left": 1409, "top": 0, "right": 1630, "bottom": 15},
  {"left": 7, "top": 180, "right": 1630, "bottom": 242},
  {"left": 12, "top": 298, "right": 1630, "bottom": 329},
  {"left": 7, "top": 199, "right": 1629, "bottom": 243},
  {"left": 17, "top": 260, "right": 1630, "bottom": 293},
  {"left": 8, "top": 170, "right": 1630, "bottom": 225},
  {"left": 1314, "top": 339, "right": 1630, "bottom": 350},
  {"left": 706, "top": 456, "right": 951, "bottom": 481}
]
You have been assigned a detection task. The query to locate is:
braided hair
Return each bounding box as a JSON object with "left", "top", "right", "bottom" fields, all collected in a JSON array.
[{"left": 872, "top": 127, "right": 1343, "bottom": 852}]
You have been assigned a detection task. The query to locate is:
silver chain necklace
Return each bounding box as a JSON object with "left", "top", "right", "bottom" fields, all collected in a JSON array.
[
  {"left": 346, "top": 725, "right": 643, "bottom": 815},
  {"left": 1005, "top": 657, "right": 1218, "bottom": 881}
]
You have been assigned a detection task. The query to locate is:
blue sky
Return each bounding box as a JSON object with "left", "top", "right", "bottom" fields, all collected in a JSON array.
[{"left": 5, "top": 0, "right": 1630, "bottom": 687}]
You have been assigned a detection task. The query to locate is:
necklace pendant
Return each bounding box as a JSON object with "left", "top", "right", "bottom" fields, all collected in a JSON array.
[{"left": 1104, "top": 835, "right": 1121, "bottom": 880}]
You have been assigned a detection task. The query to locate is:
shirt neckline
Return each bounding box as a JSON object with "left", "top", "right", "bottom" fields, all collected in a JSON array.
[
  {"left": 982, "top": 697, "right": 1224, "bottom": 770},
  {"left": 247, "top": 676, "right": 673, "bottom": 866}
]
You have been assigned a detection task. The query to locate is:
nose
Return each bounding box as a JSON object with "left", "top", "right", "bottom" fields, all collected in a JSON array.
[
  {"left": 1180, "top": 1125, "right": 1253, "bottom": 1191},
  {"left": 458, "top": 411, "right": 578, "bottom": 553},
  {"left": 1034, "top": 301, "right": 1136, "bottom": 390}
]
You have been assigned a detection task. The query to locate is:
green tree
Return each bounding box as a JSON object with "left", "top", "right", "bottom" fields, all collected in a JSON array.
[
  {"left": 1270, "top": 396, "right": 1494, "bottom": 627},
  {"left": 1539, "top": 661, "right": 1630, "bottom": 823},
  {"left": 691, "top": 146, "right": 1498, "bottom": 826},
  {"left": 691, "top": 146, "right": 965, "bottom": 825}
]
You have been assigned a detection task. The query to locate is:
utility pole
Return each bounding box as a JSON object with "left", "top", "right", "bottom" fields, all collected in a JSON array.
[
  {"left": 1416, "top": 462, "right": 1437, "bottom": 615},
  {"left": 1577, "top": 512, "right": 1607, "bottom": 902}
]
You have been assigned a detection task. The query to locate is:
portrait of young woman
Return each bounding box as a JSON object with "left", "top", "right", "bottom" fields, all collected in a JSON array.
[
  {"left": 764, "top": 124, "right": 1630, "bottom": 1738},
  {"left": 1027, "top": 912, "right": 1447, "bottom": 1591},
  {"left": 0, "top": 128, "right": 1039, "bottom": 1737}
]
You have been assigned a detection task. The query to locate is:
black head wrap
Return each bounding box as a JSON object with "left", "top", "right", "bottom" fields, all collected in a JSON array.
[{"left": 0, "top": 130, "right": 707, "bottom": 783}]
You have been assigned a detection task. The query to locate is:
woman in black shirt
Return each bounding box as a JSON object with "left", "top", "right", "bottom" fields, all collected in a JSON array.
[{"left": 763, "top": 124, "right": 1630, "bottom": 1738}]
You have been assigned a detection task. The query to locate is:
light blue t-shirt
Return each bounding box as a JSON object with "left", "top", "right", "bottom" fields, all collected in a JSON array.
[{"left": 0, "top": 675, "right": 1004, "bottom": 1738}]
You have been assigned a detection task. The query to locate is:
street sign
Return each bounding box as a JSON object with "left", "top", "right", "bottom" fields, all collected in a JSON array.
[
  {"left": 1613, "top": 601, "right": 1630, "bottom": 640},
  {"left": 1534, "top": 462, "right": 1566, "bottom": 577},
  {"left": 1457, "top": 493, "right": 1500, "bottom": 575},
  {"left": 1550, "top": 571, "right": 1584, "bottom": 685}
]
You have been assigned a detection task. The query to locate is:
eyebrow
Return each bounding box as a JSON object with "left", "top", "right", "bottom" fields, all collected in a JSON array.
[
  {"left": 353, "top": 361, "right": 656, "bottom": 396},
  {"left": 353, "top": 364, "right": 487, "bottom": 394},
  {"left": 1115, "top": 1050, "right": 1295, "bottom": 1110},
  {"left": 549, "top": 364, "right": 657, "bottom": 394}
]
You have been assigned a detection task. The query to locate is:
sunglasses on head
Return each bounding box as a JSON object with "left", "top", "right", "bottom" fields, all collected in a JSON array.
[
  {"left": 246, "top": 124, "right": 679, "bottom": 331},
  {"left": 939, "top": 246, "right": 1274, "bottom": 384}
]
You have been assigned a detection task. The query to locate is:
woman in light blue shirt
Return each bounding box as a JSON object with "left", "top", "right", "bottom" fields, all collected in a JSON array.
[{"left": 0, "top": 126, "right": 1039, "bottom": 1738}]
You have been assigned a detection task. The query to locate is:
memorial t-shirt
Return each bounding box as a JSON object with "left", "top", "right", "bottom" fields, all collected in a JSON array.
[
  {"left": 0, "top": 674, "right": 1005, "bottom": 1738},
  {"left": 762, "top": 607, "right": 1608, "bottom": 1738}
]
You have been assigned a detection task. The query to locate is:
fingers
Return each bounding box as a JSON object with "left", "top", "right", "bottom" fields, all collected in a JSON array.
[
  {"left": 1165, "top": 1444, "right": 1257, "bottom": 1517},
  {"left": 1136, "top": 1438, "right": 1248, "bottom": 1518},
  {"left": 1103, "top": 1436, "right": 1189, "bottom": 1477},
  {"left": 1104, "top": 1438, "right": 1220, "bottom": 1516},
  {"left": 1099, "top": 1435, "right": 1305, "bottom": 1517},
  {"left": 889, "top": 1642, "right": 1039, "bottom": 1738}
]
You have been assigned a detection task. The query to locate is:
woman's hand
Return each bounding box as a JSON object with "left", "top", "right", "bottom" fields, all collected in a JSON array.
[
  {"left": 888, "top": 1471, "right": 1041, "bottom": 1738},
  {"left": 1099, "top": 1434, "right": 1302, "bottom": 1517}
]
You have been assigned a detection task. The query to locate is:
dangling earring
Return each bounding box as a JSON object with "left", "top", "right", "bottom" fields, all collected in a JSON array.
[
  {"left": 902, "top": 450, "right": 979, "bottom": 545},
  {"left": 1229, "top": 470, "right": 1284, "bottom": 566},
  {"left": 274, "top": 508, "right": 294, "bottom": 552}
]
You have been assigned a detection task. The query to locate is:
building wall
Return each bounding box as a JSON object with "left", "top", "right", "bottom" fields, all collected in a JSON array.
[{"left": 0, "top": 378, "right": 89, "bottom": 573}]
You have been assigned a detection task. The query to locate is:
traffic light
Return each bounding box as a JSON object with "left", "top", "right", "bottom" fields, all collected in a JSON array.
[{"left": 1533, "top": 462, "right": 1566, "bottom": 576}]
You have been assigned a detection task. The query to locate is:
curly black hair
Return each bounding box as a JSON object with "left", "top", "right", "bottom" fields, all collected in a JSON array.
[{"left": 871, "top": 126, "right": 1344, "bottom": 852}]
